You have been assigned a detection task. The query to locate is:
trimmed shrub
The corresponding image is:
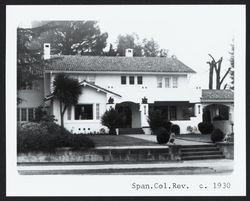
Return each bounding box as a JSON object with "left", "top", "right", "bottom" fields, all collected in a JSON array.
[
  {"left": 101, "top": 108, "right": 123, "bottom": 135},
  {"left": 148, "top": 110, "right": 163, "bottom": 132},
  {"left": 162, "top": 120, "right": 173, "bottom": 132},
  {"left": 213, "top": 115, "right": 226, "bottom": 121},
  {"left": 198, "top": 122, "right": 214, "bottom": 134},
  {"left": 171, "top": 124, "right": 180, "bottom": 135},
  {"left": 147, "top": 110, "right": 172, "bottom": 134},
  {"left": 211, "top": 128, "right": 225, "bottom": 142},
  {"left": 155, "top": 127, "right": 170, "bottom": 144}
]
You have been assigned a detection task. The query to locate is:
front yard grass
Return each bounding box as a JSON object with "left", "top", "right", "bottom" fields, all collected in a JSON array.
[{"left": 85, "top": 135, "right": 158, "bottom": 147}]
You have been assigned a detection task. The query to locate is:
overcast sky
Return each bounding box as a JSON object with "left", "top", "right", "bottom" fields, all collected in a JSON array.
[{"left": 18, "top": 5, "right": 244, "bottom": 89}]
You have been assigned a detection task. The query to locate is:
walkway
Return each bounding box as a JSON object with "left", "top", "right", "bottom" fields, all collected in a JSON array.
[{"left": 126, "top": 134, "right": 211, "bottom": 146}]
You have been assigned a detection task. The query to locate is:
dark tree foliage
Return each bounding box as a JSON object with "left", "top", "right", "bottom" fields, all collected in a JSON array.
[
  {"left": 116, "top": 33, "right": 143, "bottom": 56},
  {"left": 53, "top": 74, "right": 82, "bottom": 128},
  {"left": 142, "top": 38, "right": 160, "bottom": 57},
  {"left": 38, "top": 21, "right": 108, "bottom": 55}
]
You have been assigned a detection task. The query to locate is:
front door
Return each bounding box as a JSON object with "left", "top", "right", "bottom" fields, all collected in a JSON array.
[{"left": 116, "top": 105, "right": 132, "bottom": 128}]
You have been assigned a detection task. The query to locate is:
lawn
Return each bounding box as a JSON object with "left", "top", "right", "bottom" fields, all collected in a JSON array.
[
  {"left": 176, "top": 134, "right": 212, "bottom": 143},
  {"left": 85, "top": 135, "right": 158, "bottom": 147}
]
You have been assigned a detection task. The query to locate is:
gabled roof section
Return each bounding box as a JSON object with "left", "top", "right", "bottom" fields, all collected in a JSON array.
[
  {"left": 201, "top": 90, "right": 234, "bottom": 102},
  {"left": 44, "top": 55, "right": 196, "bottom": 73},
  {"left": 80, "top": 80, "right": 122, "bottom": 97},
  {"left": 45, "top": 80, "right": 121, "bottom": 101}
]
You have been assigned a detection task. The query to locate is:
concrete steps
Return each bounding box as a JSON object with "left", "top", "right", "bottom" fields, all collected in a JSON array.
[
  {"left": 180, "top": 144, "right": 225, "bottom": 161},
  {"left": 119, "top": 128, "right": 144, "bottom": 135}
]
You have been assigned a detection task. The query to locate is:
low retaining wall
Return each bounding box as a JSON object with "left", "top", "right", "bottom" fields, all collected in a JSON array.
[
  {"left": 17, "top": 146, "right": 182, "bottom": 163},
  {"left": 216, "top": 142, "right": 234, "bottom": 159}
]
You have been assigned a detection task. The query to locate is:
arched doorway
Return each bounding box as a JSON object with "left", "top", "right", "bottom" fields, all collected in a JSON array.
[
  {"left": 203, "top": 103, "right": 232, "bottom": 134},
  {"left": 116, "top": 102, "right": 141, "bottom": 128},
  {"left": 203, "top": 104, "right": 229, "bottom": 122}
]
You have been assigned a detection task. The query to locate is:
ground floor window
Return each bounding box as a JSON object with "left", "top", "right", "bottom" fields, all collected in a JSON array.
[
  {"left": 96, "top": 103, "right": 100, "bottom": 120},
  {"left": 169, "top": 106, "right": 177, "bottom": 120},
  {"left": 75, "top": 104, "right": 93, "bottom": 120},
  {"left": 17, "top": 108, "right": 35, "bottom": 122}
]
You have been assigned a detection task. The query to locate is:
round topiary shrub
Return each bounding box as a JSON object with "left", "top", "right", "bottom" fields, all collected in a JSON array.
[
  {"left": 155, "top": 127, "right": 170, "bottom": 144},
  {"left": 198, "top": 122, "right": 214, "bottom": 134},
  {"left": 211, "top": 128, "right": 225, "bottom": 142},
  {"left": 162, "top": 120, "right": 173, "bottom": 132},
  {"left": 171, "top": 124, "right": 180, "bottom": 135}
]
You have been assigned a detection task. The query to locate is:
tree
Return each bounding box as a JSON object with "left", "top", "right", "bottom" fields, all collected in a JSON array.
[
  {"left": 116, "top": 33, "right": 143, "bottom": 56},
  {"left": 229, "top": 39, "right": 235, "bottom": 90},
  {"left": 142, "top": 38, "right": 160, "bottom": 57},
  {"left": 17, "top": 24, "right": 56, "bottom": 104},
  {"left": 104, "top": 43, "right": 117, "bottom": 56},
  {"left": 207, "top": 54, "right": 231, "bottom": 90},
  {"left": 159, "top": 49, "right": 169, "bottom": 57},
  {"left": 53, "top": 74, "right": 82, "bottom": 128},
  {"left": 38, "top": 21, "right": 108, "bottom": 55}
]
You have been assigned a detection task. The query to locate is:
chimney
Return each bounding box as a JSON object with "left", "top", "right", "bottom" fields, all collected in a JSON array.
[
  {"left": 125, "top": 48, "right": 133, "bottom": 57},
  {"left": 43, "top": 43, "right": 51, "bottom": 60}
]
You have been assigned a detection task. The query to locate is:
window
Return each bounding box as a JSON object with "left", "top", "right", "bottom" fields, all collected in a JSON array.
[
  {"left": 21, "top": 81, "right": 32, "bottom": 90},
  {"left": 169, "top": 106, "right": 177, "bottom": 120},
  {"left": 137, "top": 76, "right": 143, "bottom": 85},
  {"left": 67, "top": 106, "right": 72, "bottom": 120},
  {"left": 165, "top": 77, "right": 170, "bottom": 88},
  {"left": 17, "top": 107, "right": 36, "bottom": 122},
  {"left": 21, "top": 108, "right": 27, "bottom": 121},
  {"left": 121, "top": 76, "right": 126, "bottom": 85},
  {"left": 75, "top": 104, "right": 93, "bottom": 120},
  {"left": 28, "top": 108, "right": 34, "bottom": 121},
  {"left": 172, "top": 77, "right": 178, "bottom": 88},
  {"left": 157, "top": 77, "right": 163, "bottom": 88},
  {"left": 96, "top": 104, "right": 100, "bottom": 120},
  {"left": 129, "top": 76, "right": 134, "bottom": 85}
]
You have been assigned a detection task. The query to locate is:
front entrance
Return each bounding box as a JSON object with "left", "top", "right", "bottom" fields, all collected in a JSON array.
[{"left": 116, "top": 102, "right": 141, "bottom": 128}]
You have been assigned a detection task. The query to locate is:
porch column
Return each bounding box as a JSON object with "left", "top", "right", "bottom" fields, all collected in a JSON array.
[
  {"left": 195, "top": 103, "right": 203, "bottom": 122},
  {"left": 140, "top": 103, "right": 150, "bottom": 134}
]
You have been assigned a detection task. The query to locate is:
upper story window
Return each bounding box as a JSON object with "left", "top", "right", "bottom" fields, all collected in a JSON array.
[
  {"left": 137, "top": 76, "right": 143, "bottom": 85},
  {"left": 20, "top": 80, "right": 41, "bottom": 91},
  {"left": 121, "top": 76, "right": 126, "bottom": 85},
  {"left": 129, "top": 76, "right": 134, "bottom": 85},
  {"left": 165, "top": 77, "right": 170, "bottom": 88},
  {"left": 172, "top": 77, "right": 178, "bottom": 88},
  {"left": 157, "top": 77, "right": 163, "bottom": 88}
]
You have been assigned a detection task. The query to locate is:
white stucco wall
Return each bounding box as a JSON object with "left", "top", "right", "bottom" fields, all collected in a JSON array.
[
  {"left": 53, "top": 85, "right": 107, "bottom": 133},
  {"left": 18, "top": 79, "right": 44, "bottom": 108}
]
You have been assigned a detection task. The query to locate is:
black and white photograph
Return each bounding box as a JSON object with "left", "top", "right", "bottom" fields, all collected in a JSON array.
[{"left": 6, "top": 5, "right": 246, "bottom": 196}]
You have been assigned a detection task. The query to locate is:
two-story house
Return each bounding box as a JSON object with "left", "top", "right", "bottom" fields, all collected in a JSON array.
[
  {"left": 18, "top": 44, "right": 206, "bottom": 134},
  {"left": 34, "top": 44, "right": 202, "bottom": 134}
]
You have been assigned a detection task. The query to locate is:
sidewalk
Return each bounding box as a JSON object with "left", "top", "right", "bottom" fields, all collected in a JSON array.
[{"left": 17, "top": 159, "right": 233, "bottom": 175}]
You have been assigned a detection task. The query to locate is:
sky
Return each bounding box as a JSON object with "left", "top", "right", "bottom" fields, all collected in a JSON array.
[{"left": 18, "top": 5, "right": 244, "bottom": 89}]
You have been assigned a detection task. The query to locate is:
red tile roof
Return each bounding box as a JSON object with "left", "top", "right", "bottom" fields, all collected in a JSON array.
[
  {"left": 201, "top": 90, "right": 234, "bottom": 101},
  {"left": 44, "top": 55, "right": 196, "bottom": 73}
]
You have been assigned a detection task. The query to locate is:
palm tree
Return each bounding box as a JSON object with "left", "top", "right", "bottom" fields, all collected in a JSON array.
[{"left": 53, "top": 73, "right": 81, "bottom": 129}]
